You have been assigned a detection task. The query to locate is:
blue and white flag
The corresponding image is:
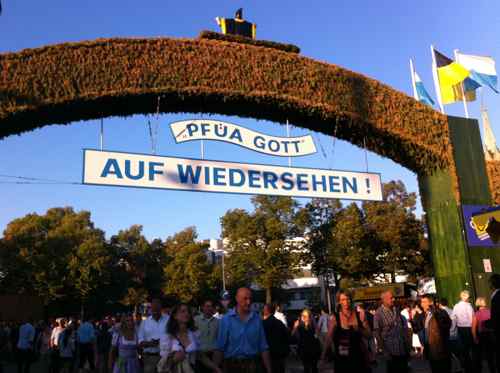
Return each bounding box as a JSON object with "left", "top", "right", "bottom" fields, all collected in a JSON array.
[
  {"left": 456, "top": 52, "right": 498, "bottom": 93},
  {"left": 410, "top": 60, "right": 435, "bottom": 106}
]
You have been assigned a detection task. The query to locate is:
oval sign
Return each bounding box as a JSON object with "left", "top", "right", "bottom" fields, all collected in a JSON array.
[{"left": 170, "top": 120, "right": 317, "bottom": 157}]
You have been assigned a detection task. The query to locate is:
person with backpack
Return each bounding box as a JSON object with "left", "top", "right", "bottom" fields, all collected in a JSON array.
[{"left": 321, "top": 290, "right": 371, "bottom": 373}]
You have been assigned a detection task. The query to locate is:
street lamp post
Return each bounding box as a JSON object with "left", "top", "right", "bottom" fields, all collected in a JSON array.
[{"left": 222, "top": 250, "right": 226, "bottom": 292}]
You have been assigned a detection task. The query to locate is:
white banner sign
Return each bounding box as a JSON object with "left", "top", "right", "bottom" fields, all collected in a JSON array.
[
  {"left": 83, "top": 150, "right": 382, "bottom": 201},
  {"left": 170, "top": 120, "right": 317, "bottom": 157}
]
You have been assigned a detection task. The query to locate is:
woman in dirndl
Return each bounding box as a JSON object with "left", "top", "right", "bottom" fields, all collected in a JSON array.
[{"left": 109, "top": 314, "right": 141, "bottom": 373}]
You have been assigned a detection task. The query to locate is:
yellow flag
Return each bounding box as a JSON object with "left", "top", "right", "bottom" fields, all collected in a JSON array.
[{"left": 434, "top": 49, "right": 470, "bottom": 104}]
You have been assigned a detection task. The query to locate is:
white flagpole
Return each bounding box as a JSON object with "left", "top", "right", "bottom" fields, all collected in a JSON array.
[
  {"left": 431, "top": 45, "right": 445, "bottom": 114},
  {"left": 410, "top": 58, "right": 418, "bottom": 100},
  {"left": 100, "top": 118, "right": 104, "bottom": 151},
  {"left": 286, "top": 119, "right": 291, "bottom": 167},
  {"left": 454, "top": 49, "right": 470, "bottom": 119}
]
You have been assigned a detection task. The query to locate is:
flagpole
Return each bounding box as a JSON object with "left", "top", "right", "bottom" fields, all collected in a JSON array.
[
  {"left": 286, "top": 119, "right": 291, "bottom": 167},
  {"left": 100, "top": 118, "right": 104, "bottom": 151},
  {"left": 431, "top": 45, "right": 445, "bottom": 114},
  {"left": 454, "top": 49, "right": 470, "bottom": 119},
  {"left": 410, "top": 58, "right": 418, "bottom": 100}
]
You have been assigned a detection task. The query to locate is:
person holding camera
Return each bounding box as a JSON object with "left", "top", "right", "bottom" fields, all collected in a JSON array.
[{"left": 138, "top": 298, "right": 169, "bottom": 373}]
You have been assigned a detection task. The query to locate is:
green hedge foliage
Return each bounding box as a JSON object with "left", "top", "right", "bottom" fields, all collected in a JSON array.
[
  {"left": 0, "top": 37, "right": 450, "bottom": 174},
  {"left": 487, "top": 160, "right": 500, "bottom": 204},
  {"left": 198, "top": 31, "right": 301, "bottom": 54}
]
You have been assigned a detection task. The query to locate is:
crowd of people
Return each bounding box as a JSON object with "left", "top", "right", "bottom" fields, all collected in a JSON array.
[{"left": 1, "top": 273, "right": 499, "bottom": 373}]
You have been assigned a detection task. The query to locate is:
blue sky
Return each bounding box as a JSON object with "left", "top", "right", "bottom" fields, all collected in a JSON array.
[{"left": 1, "top": 0, "right": 499, "bottom": 240}]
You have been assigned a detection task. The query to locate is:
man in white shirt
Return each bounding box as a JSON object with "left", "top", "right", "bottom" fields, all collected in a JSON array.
[
  {"left": 16, "top": 318, "right": 35, "bottom": 373},
  {"left": 274, "top": 304, "right": 287, "bottom": 327},
  {"left": 50, "top": 318, "right": 65, "bottom": 349},
  {"left": 49, "top": 318, "right": 66, "bottom": 373},
  {"left": 452, "top": 290, "right": 474, "bottom": 373},
  {"left": 138, "top": 298, "right": 169, "bottom": 373}
]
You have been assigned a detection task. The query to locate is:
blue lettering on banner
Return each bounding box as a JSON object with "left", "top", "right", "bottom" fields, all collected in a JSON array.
[
  {"left": 187, "top": 123, "right": 198, "bottom": 136},
  {"left": 214, "top": 124, "right": 227, "bottom": 138},
  {"left": 248, "top": 170, "right": 261, "bottom": 188},
  {"left": 281, "top": 141, "right": 290, "bottom": 153},
  {"left": 254, "top": 136, "right": 265, "bottom": 150},
  {"left": 268, "top": 140, "right": 280, "bottom": 153},
  {"left": 178, "top": 165, "right": 202, "bottom": 184},
  {"left": 280, "top": 172, "right": 295, "bottom": 190},
  {"left": 229, "top": 169, "right": 245, "bottom": 187},
  {"left": 343, "top": 177, "right": 358, "bottom": 193},
  {"left": 296, "top": 173, "right": 309, "bottom": 191},
  {"left": 100, "top": 158, "right": 123, "bottom": 179},
  {"left": 311, "top": 175, "right": 327, "bottom": 192},
  {"left": 329, "top": 176, "right": 341, "bottom": 192},
  {"left": 204, "top": 166, "right": 211, "bottom": 185},
  {"left": 85, "top": 150, "right": 381, "bottom": 201},
  {"left": 263, "top": 171, "right": 279, "bottom": 189},
  {"left": 229, "top": 129, "right": 243, "bottom": 142},
  {"left": 149, "top": 162, "right": 164, "bottom": 181},
  {"left": 124, "top": 160, "right": 144, "bottom": 180},
  {"left": 201, "top": 123, "right": 210, "bottom": 136},
  {"left": 213, "top": 167, "right": 226, "bottom": 186}
]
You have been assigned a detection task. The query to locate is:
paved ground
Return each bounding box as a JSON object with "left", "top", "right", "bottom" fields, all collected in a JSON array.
[
  {"left": 3, "top": 356, "right": 434, "bottom": 373},
  {"left": 286, "top": 355, "right": 431, "bottom": 373}
]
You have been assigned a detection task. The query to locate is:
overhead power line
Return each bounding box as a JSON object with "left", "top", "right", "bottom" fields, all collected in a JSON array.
[
  {"left": 0, "top": 174, "right": 81, "bottom": 185},
  {"left": 0, "top": 181, "right": 81, "bottom": 185}
]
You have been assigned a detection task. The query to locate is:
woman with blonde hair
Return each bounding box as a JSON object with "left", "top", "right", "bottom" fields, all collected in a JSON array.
[
  {"left": 471, "top": 297, "right": 496, "bottom": 373},
  {"left": 292, "top": 309, "right": 321, "bottom": 373},
  {"left": 108, "top": 314, "right": 141, "bottom": 373}
]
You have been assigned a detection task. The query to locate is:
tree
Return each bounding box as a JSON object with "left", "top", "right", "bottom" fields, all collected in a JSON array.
[
  {"left": 297, "top": 198, "right": 342, "bottom": 277},
  {"left": 221, "top": 195, "right": 302, "bottom": 303},
  {"left": 162, "top": 227, "right": 221, "bottom": 305},
  {"left": 0, "top": 207, "right": 110, "bottom": 310},
  {"left": 67, "top": 226, "right": 112, "bottom": 311},
  {"left": 299, "top": 181, "right": 430, "bottom": 288},
  {"left": 328, "top": 203, "right": 382, "bottom": 284},
  {"left": 110, "top": 225, "right": 168, "bottom": 309},
  {"left": 120, "top": 287, "right": 149, "bottom": 314},
  {"left": 362, "top": 180, "right": 431, "bottom": 282},
  {"left": 296, "top": 198, "right": 343, "bottom": 310}
]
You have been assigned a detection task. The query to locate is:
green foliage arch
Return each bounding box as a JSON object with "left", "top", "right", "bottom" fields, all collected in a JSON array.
[{"left": 0, "top": 35, "right": 450, "bottom": 174}]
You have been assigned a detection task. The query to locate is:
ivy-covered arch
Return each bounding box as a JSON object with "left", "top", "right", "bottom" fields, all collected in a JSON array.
[
  {"left": 0, "top": 36, "right": 451, "bottom": 174},
  {"left": 0, "top": 34, "right": 497, "bottom": 301}
]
